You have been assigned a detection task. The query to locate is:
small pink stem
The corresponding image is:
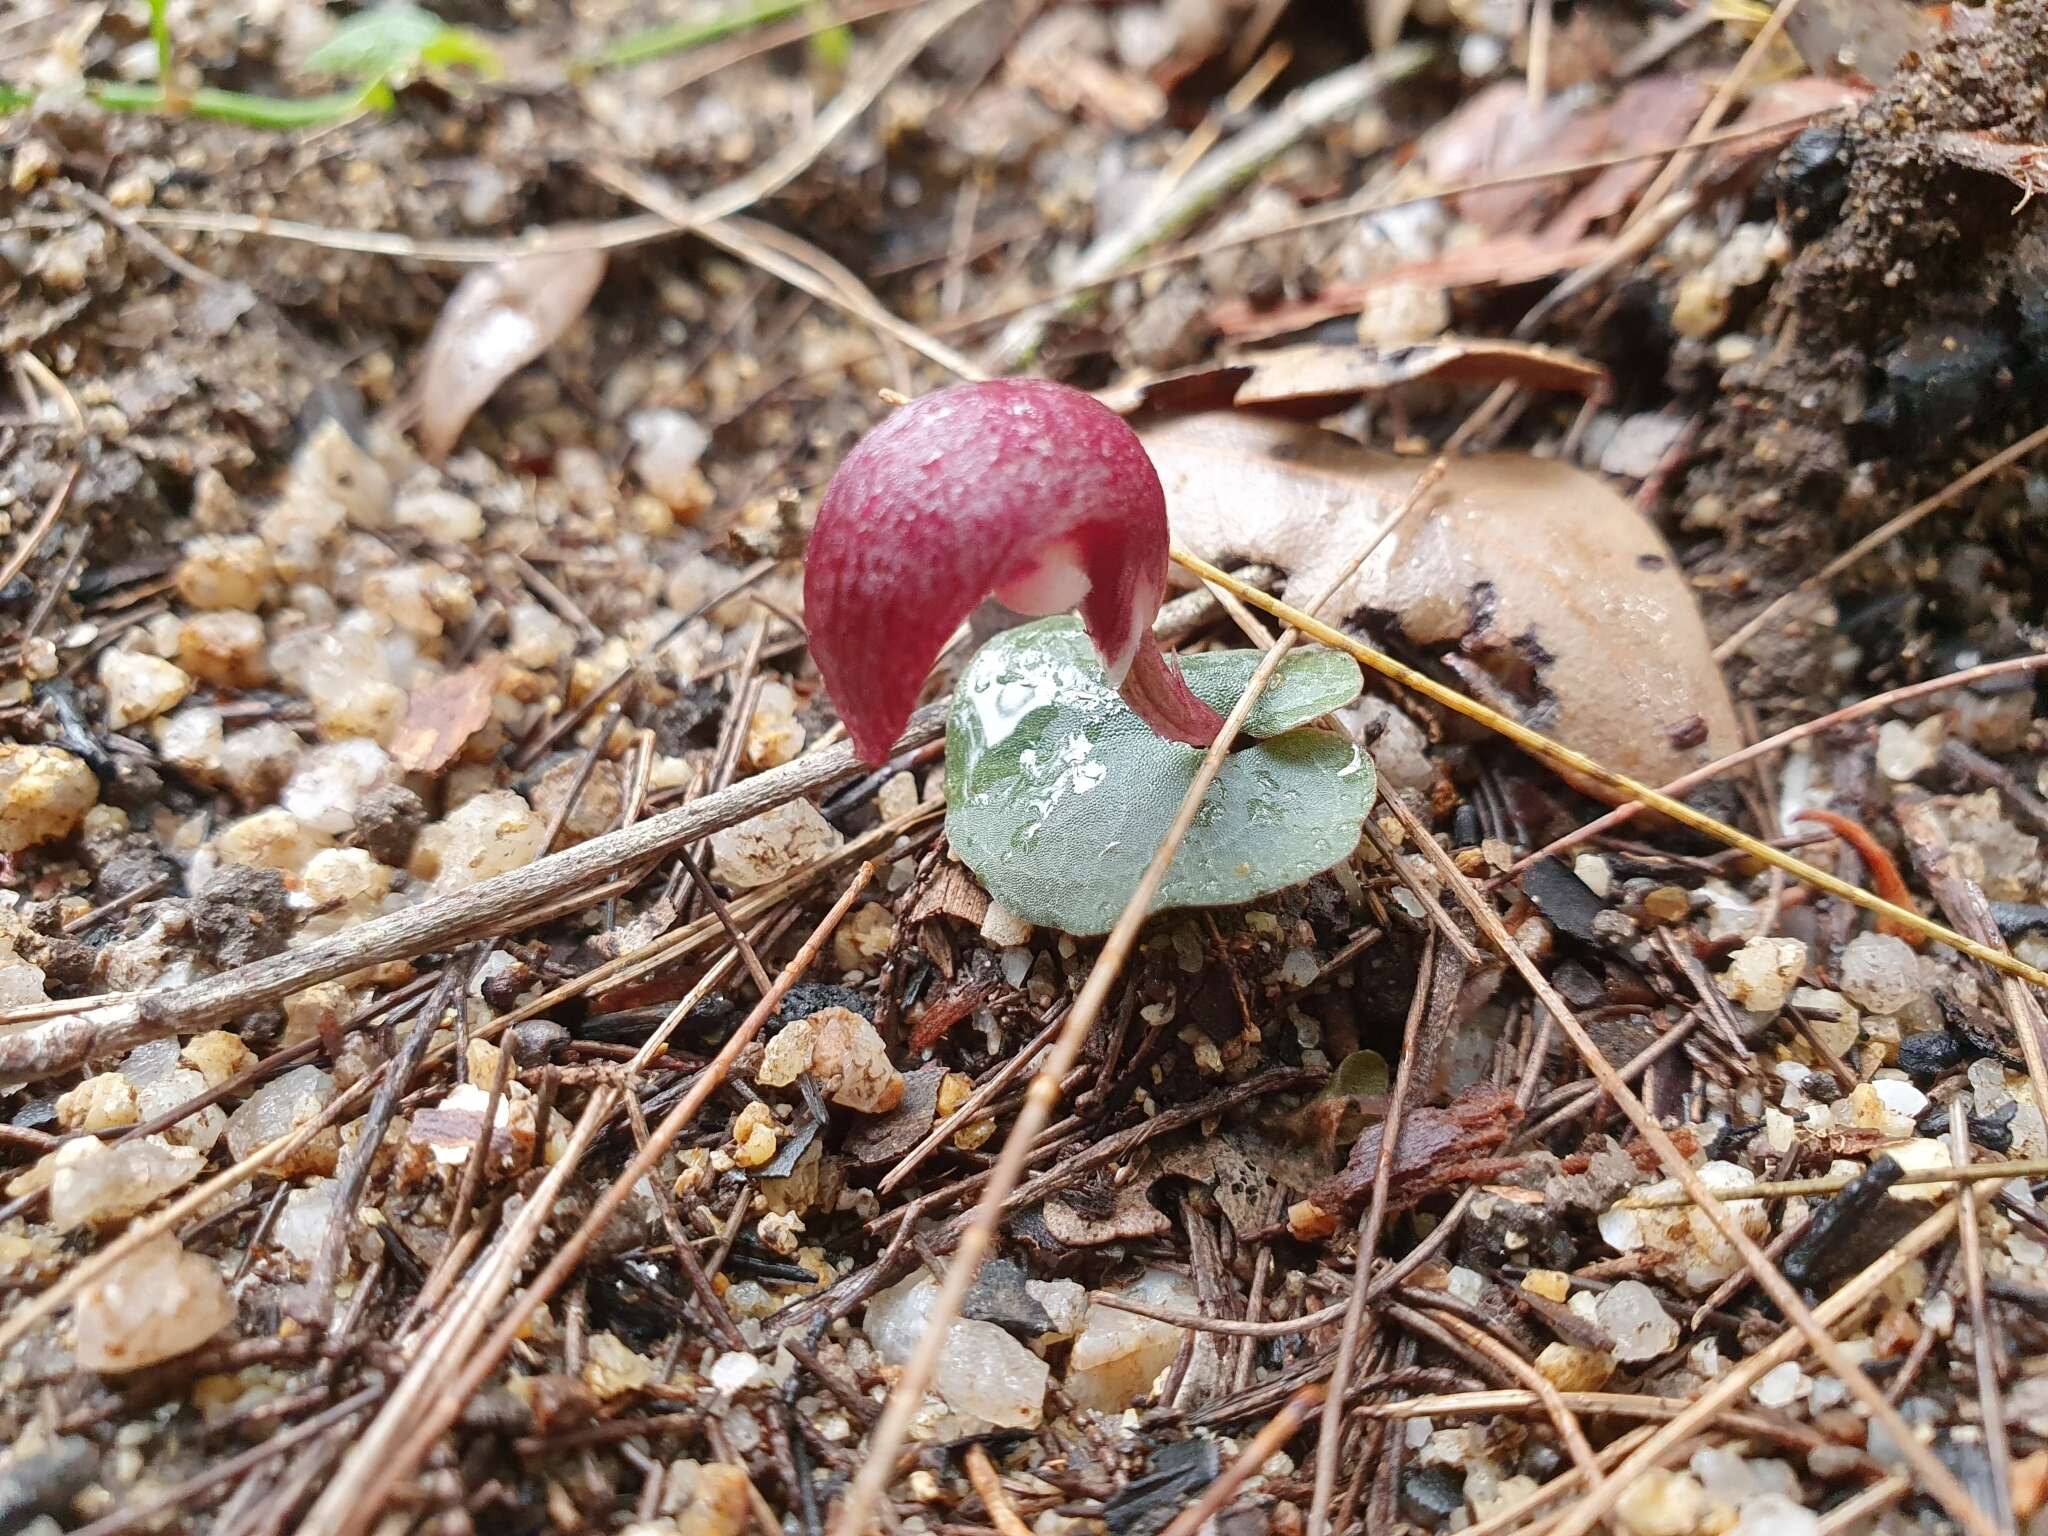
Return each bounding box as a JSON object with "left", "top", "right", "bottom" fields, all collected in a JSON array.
[{"left": 1116, "top": 631, "right": 1224, "bottom": 749}]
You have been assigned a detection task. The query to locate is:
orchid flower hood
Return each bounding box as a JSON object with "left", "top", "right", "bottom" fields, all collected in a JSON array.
[{"left": 803, "top": 380, "right": 1224, "bottom": 765}]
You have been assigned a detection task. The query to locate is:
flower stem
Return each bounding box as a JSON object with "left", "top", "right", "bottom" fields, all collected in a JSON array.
[{"left": 1116, "top": 630, "right": 1223, "bottom": 749}]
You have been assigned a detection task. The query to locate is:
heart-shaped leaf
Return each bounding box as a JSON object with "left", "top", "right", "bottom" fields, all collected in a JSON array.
[{"left": 946, "top": 618, "right": 1375, "bottom": 935}]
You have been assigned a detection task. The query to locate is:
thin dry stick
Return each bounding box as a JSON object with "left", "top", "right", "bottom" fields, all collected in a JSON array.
[
  {"left": 1173, "top": 550, "right": 2048, "bottom": 992},
  {"left": 1157, "top": 1384, "right": 1325, "bottom": 1536},
  {"left": 1623, "top": 0, "right": 1811, "bottom": 229},
  {"left": 294, "top": 1086, "right": 620, "bottom": 1536},
  {"left": 0, "top": 466, "right": 76, "bottom": 591},
  {"left": 878, "top": 1006, "right": 1068, "bottom": 1193},
  {"left": 311, "top": 866, "right": 880, "bottom": 1536},
  {"left": 589, "top": 166, "right": 985, "bottom": 381},
  {"left": 1896, "top": 791, "right": 2048, "bottom": 1134},
  {"left": 126, "top": 108, "right": 1842, "bottom": 280},
  {"left": 1616, "top": 1156, "right": 2048, "bottom": 1208},
  {"left": 1309, "top": 929, "right": 1437, "bottom": 1534},
  {"left": 1505, "top": 651, "right": 2048, "bottom": 876},
  {"left": 963, "top": 1446, "right": 1033, "bottom": 1536},
  {"left": 0, "top": 1056, "right": 394, "bottom": 1358},
  {"left": 1378, "top": 792, "right": 1996, "bottom": 1536},
  {"left": 1414, "top": 1305, "right": 1607, "bottom": 1500},
  {"left": 0, "top": 705, "right": 946, "bottom": 1084},
  {"left": 1540, "top": 1199, "right": 1959, "bottom": 1536},
  {"left": 828, "top": 462, "right": 1447, "bottom": 1536},
  {"left": 1717, "top": 418, "right": 2048, "bottom": 659},
  {"left": 1952, "top": 1117, "right": 2016, "bottom": 1531}
]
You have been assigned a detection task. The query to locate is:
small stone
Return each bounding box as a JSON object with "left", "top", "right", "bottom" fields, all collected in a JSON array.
[
  {"left": 213, "top": 807, "right": 333, "bottom": 875},
  {"left": 877, "top": 771, "right": 920, "bottom": 823},
  {"left": 980, "top": 900, "right": 1032, "bottom": 947},
  {"left": 832, "top": 901, "right": 894, "bottom": 971},
  {"left": 393, "top": 486, "right": 485, "bottom": 542},
  {"left": 55, "top": 1074, "right": 138, "bottom": 1133},
  {"left": 1596, "top": 1280, "right": 1679, "bottom": 1362},
  {"left": 1536, "top": 1342, "right": 1614, "bottom": 1391},
  {"left": 175, "top": 534, "right": 273, "bottom": 611},
  {"left": 73, "top": 1235, "right": 234, "bottom": 1372},
  {"left": 1615, "top": 1469, "right": 1705, "bottom": 1536},
  {"left": 731, "top": 1102, "right": 779, "bottom": 1168},
  {"left": 1065, "top": 1268, "right": 1198, "bottom": 1412},
  {"left": 1356, "top": 282, "right": 1450, "bottom": 348},
  {"left": 862, "top": 1273, "right": 1049, "bottom": 1428},
  {"left": 156, "top": 706, "right": 226, "bottom": 781},
  {"left": 1719, "top": 936, "right": 1806, "bottom": 1014},
  {"left": 301, "top": 847, "right": 395, "bottom": 923},
  {"left": 1838, "top": 932, "right": 1921, "bottom": 1016},
  {"left": 224, "top": 1065, "right": 340, "bottom": 1176},
  {"left": 0, "top": 745, "right": 99, "bottom": 852},
  {"left": 47, "top": 1136, "right": 205, "bottom": 1231},
  {"left": 506, "top": 600, "right": 577, "bottom": 669},
  {"left": 584, "top": 1331, "right": 657, "bottom": 1398},
  {"left": 1522, "top": 1269, "right": 1571, "bottom": 1303},
  {"left": 221, "top": 722, "right": 305, "bottom": 807},
  {"left": 183, "top": 1030, "right": 257, "bottom": 1088},
  {"left": 348, "top": 783, "right": 428, "bottom": 866},
  {"left": 806, "top": 1007, "right": 903, "bottom": 1113},
  {"left": 1025, "top": 1278, "right": 1089, "bottom": 1341},
  {"left": 361, "top": 562, "right": 474, "bottom": 639},
  {"left": 1643, "top": 886, "right": 1691, "bottom": 924},
  {"left": 1598, "top": 412, "right": 1688, "bottom": 480},
  {"left": 1730, "top": 1493, "right": 1820, "bottom": 1536},
  {"left": 743, "top": 681, "right": 805, "bottom": 770},
  {"left": 178, "top": 610, "right": 269, "bottom": 687},
  {"left": 411, "top": 790, "right": 549, "bottom": 891},
  {"left": 710, "top": 798, "right": 844, "bottom": 890},
  {"left": 282, "top": 740, "right": 394, "bottom": 838},
  {"left": 1573, "top": 854, "right": 1613, "bottom": 898},
  {"left": 661, "top": 1461, "right": 752, "bottom": 1536},
  {"left": 531, "top": 757, "right": 623, "bottom": 844},
  {"left": 941, "top": 1320, "right": 1050, "bottom": 1427},
  {"left": 629, "top": 409, "right": 712, "bottom": 511},
  {"left": 273, "top": 1179, "right": 337, "bottom": 1266},
  {"left": 757, "top": 1020, "right": 814, "bottom": 1087},
  {"left": 99, "top": 649, "right": 192, "bottom": 729},
  {"left": 1875, "top": 718, "right": 1944, "bottom": 782},
  {"left": 710, "top": 1350, "right": 762, "bottom": 1396},
  {"left": 1750, "top": 1360, "right": 1809, "bottom": 1408},
  {"left": 190, "top": 864, "right": 295, "bottom": 966}
]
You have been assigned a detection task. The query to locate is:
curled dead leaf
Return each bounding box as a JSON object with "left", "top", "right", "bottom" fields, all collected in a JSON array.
[
  {"left": 1100, "top": 339, "right": 1608, "bottom": 417},
  {"left": 412, "top": 249, "right": 607, "bottom": 461},
  {"left": 1145, "top": 412, "right": 1743, "bottom": 792}
]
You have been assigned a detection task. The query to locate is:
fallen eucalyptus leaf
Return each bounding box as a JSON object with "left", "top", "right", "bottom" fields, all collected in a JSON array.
[
  {"left": 412, "top": 249, "right": 607, "bottom": 461},
  {"left": 1145, "top": 412, "right": 1742, "bottom": 793},
  {"left": 946, "top": 618, "right": 1374, "bottom": 935}
]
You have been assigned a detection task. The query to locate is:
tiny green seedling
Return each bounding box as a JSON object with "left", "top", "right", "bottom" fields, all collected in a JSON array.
[{"left": 805, "top": 379, "right": 1375, "bottom": 934}]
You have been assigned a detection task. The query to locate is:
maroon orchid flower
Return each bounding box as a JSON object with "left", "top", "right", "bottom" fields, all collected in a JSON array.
[{"left": 803, "top": 379, "right": 1225, "bottom": 766}]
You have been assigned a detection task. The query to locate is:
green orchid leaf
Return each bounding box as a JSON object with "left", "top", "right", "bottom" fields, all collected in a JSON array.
[
  {"left": 945, "top": 618, "right": 1375, "bottom": 935},
  {"left": 307, "top": 4, "right": 498, "bottom": 84},
  {"left": 1178, "top": 645, "right": 1364, "bottom": 738}
]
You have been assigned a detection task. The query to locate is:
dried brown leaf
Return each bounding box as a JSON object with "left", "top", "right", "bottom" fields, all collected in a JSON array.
[
  {"left": 412, "top": 250, "right": 607, "bottom": 461},
  {"left": 1144, "top": 411, "right": 1744, "bottom": 790},
  {"left": 1101, "top": 339, "right": 1608, "bottom": 417},
  {"left": 391, "top": 659, "right": 502, "bottom": 774},
  {"left": 1210, "top": 236, "right": 1610, "bottom": 341}
]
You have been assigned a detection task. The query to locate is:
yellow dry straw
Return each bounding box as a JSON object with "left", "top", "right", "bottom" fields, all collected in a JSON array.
[{"left": 1171, "top": 546, "right": 2048, "bottom": 992}]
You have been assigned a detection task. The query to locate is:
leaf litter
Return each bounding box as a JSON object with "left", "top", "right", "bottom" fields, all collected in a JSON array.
[{"left": 3, "top": 0, "right": 2048, "bottom": 1534}]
